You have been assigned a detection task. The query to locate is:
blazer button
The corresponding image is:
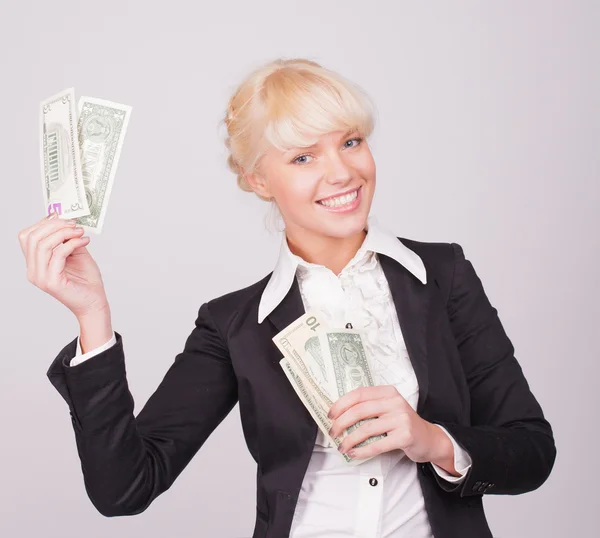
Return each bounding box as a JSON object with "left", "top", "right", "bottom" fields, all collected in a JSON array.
[{"left": 369, "top": 478, "right": 378, "bottom": 486}]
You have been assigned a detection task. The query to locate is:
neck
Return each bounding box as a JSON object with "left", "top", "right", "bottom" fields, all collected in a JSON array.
[{"left": 285, "top": 224, "right": 367, "bottom": 276}]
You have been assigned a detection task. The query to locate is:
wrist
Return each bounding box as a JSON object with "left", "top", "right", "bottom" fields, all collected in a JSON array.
[
  {"left": 76, "top": 301, "right": 111, "bottom": 323},
  {"left": 426, "top": 422, "right": 457, "bottom": 474},
  {"left": 77, "top": 305, "right": 114, "bottom": 354}
]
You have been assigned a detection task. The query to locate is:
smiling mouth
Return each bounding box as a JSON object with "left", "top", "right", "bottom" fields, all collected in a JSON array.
[{"left": 316, "top": 187, "right": 361, "bottom": 208}]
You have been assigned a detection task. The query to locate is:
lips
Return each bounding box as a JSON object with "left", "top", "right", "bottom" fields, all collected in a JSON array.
[
  {"left": 316, "top": 186, "right": 361, "bottom": 204},
  {"left": 316, "top": 185, "right": 362, "bottom": 213}
]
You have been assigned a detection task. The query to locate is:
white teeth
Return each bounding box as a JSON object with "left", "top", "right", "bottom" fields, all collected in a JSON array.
[{"left": 319, "top": 189, "right": 358, "bottom": 207}]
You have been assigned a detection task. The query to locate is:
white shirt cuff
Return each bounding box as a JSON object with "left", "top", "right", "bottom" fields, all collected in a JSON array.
[
  {"left": 430, "top": 424, "right": 473, "bottom": 483},
  {"left": 70, "top": 332, "right": 117, "bottom": 366}
]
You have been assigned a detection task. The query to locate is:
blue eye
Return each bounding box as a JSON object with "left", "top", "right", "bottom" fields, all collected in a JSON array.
[
  {"left": 345, "top": 137, "right": 363, "bottom": 148},
  {"left": 293, "top": 154, "right": 313, "bottom": 165}
]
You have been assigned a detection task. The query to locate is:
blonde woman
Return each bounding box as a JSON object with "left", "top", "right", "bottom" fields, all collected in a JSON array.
[{"left": 18, "top": 58, "right": 556, "bottom": 538}]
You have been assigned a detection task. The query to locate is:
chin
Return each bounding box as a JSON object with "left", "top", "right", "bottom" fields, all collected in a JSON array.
[{"left": 317, "top": 211, "right": 370, "bottom": 239}]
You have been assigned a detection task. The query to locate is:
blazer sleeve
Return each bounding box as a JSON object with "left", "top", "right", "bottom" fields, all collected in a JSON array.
[
  {"left": 430, "top": 242, "right": 556, "bottom": 497},
  {"left": 46, "top": 301, "right": 238, "bottom": 517}
]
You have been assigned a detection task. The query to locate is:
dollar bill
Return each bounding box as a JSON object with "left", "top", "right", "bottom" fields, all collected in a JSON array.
[
  {"left": 274, "top": 315, "right": 386, "bottom": 462},
  {"left": 280, "top": 357, "right": 373, "bottom": 465},
  {"left": 272, "top": 310, "right": 336, "bottom": 405},
  {"left": 73, "top": 96, "right": 132, "bottom": 234},
  {"left": 40, "top": 88, "right": 90, "bottom": 219},
  {"left": 318, "top": 328, "right": 387, "bottom": 447}
]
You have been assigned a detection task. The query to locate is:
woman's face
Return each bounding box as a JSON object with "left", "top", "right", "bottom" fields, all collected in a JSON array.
[{"left": 248, "top": 129, "right": 376, "bottom": 240}]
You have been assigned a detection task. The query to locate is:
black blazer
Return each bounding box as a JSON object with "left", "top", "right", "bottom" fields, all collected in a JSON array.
[{"left": 47, "top": 239, "right": 556, "bottom": 538}]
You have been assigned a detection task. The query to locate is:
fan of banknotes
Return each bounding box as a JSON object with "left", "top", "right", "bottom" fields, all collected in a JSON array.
[
  {"left": 39, "top": 88, "right": 132, "bottom": 234},
  {"left": 273, "top": 310, "right": 387, "bottom": 466}
]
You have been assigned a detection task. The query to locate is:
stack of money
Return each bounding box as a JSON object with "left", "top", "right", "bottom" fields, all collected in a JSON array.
[
  {"left": 273, "top": 310, "right": 386, "bottom": 465},
  {"left": 40, "top": 88, "right": 132, "bottom": 234}
]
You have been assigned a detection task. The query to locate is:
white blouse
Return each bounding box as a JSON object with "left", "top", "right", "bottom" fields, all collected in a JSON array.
[{"left": 274, "top": 219, "right": 472, "bottom": 538}]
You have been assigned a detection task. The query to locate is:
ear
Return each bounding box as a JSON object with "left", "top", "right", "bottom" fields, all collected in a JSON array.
[{"left": 244, "top": 170, "right": 273, "bottom": 200}]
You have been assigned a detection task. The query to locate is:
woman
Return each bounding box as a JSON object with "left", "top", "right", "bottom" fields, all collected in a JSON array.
[{"left": 18, "top": 58, "right": 556, "bottom": 538}]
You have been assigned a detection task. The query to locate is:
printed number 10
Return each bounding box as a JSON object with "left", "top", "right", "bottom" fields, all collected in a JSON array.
[{"left": 306, "top": 316, "right": 320, "bottom": 332}]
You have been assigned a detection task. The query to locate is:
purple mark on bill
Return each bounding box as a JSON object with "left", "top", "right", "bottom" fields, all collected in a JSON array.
[{"left": 47, "top": 202, "right": 62, "bottom": 216}]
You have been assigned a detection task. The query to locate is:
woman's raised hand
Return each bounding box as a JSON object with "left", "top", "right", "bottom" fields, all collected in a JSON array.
[{"left": 17, "top": 212, "right": 110, "bottom": 321}]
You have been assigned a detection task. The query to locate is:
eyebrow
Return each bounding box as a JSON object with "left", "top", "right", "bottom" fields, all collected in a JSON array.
[{"left": 287, "top": 128, "right": 357, "bottom": 152}]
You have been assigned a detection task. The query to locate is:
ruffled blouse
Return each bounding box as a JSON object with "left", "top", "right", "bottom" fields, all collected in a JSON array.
[{"left": 294, "top": 247, "right": 420, "bottom": 447}]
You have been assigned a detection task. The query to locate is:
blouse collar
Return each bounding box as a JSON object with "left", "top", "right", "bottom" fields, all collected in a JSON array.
[{"left": 257, "top": 215, "right": 427, "bottom": 324}]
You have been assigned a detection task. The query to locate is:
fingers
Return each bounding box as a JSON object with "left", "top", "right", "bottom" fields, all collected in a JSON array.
[
  {"left": 35, "top": 225, "right": 85, "bottom": 283},
  {"left": 337, "top": 415, "right": 395, "bottom": 455},
  {"left": 329, "top": 398, "right": 395, "bottom": 438},
  {"left": 19, "top": 216, "right": 77, "bottom": 285},
  {"left": 341, "top": 428, "right": 399, "bottom": 461},
  {"left": 46, "top": 236, "right": 91, "bottom": 292},
  {"left": 328, "top": 385, "right": 398, "bottom": 420},
  {"left": 26, "top": 218, "right": 73, "bottom": 283},
  {"left": 17, "top": 212, "right": 60, "bottom": 254}
]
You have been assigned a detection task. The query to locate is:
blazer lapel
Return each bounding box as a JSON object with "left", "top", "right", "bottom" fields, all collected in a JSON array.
[
  {"left": 266, "top": 275, "right": 318, "bottom": 434},
  {"left": 265, "top": 278, "right": 319, "bottom": 504},
  {"left": 379, "top": 252, "right": 431, "bottom": 413},
  {"left": 266, "top": 276, "right": 305, "bottom": 336}
]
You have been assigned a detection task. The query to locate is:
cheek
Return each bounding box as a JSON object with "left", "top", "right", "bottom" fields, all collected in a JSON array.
[
  {"left": 360, "top": 153, "right": 376, "bottom": 180},
  {"left": 274, "top": 173, "right": 319, "bottom": 211}
]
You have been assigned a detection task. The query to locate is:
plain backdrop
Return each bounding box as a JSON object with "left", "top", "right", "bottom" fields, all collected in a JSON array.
[{"left": 2, "top": 1, "right": 598, "bottom": 537}]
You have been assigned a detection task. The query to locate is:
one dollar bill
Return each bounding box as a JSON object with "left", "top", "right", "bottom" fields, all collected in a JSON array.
[
  {"left": 73, "top": 96, "right": 132, "bottom": 234},
  {"left": 40, "top": 88, "right": 90, "bottom": 219},
  {"left": 39, "top": 89, "right": 132, "bottom": 233},
  {"left": 318, "top": 328, "right": 387, "bottom": 447}
]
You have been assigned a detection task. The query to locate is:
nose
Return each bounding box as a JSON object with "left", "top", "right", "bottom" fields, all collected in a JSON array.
[{"left": 323, "top": 150, "right": 353, "bottom": 186}]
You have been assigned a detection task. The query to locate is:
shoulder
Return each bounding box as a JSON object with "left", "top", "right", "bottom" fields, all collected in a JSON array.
[
  {"left": 396, "top": 236, "right": 468, "bottom": 301},
  {"left": 397, "top": 235, "right": 462, "bottom": 271},
  {"left": 201, "top": 271, "right": 272, "bottom": 334}
]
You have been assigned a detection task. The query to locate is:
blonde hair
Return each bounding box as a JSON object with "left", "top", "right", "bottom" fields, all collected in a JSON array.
[{"left": 223, "top": 58, "right": 376, "bottom": 201}]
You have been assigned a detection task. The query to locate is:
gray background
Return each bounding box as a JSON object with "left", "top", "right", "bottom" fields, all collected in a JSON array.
[{"left": 2, "top": 1, "right": 598, "bottom": 537}]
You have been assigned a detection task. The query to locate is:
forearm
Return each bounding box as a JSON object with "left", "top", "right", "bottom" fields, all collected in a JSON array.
[
  {"left": 436, "top": 242, "right": 557, "bottom": 496},
  {"left": 46, "top": 303, "right": 239, "bottom": 517},
  {"left": 62, "top": 335, "right": 157, "bottom": 516},
  {"left": 431, "top": 419, "right": 556, "bottom": 496}
]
